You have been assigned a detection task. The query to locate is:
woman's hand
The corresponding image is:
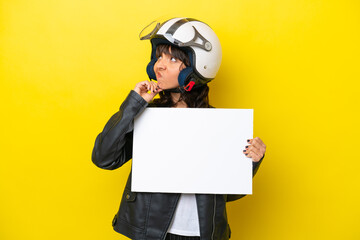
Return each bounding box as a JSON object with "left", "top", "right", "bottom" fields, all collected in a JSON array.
[
  {"left": 243, "top": 137, "right": 266, "bottom": 162},
  {"left": 134, "top": 81, "right": 163, "bottom": 103}
]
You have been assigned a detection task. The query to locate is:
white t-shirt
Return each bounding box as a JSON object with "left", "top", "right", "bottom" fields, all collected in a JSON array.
[{"left": 167, "top": 193, "right": 200, "bottom": 236}]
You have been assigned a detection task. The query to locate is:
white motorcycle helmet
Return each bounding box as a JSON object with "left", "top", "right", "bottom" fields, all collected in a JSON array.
[{"left": 139, "top": 17, "right": 222, "bottom": 92}]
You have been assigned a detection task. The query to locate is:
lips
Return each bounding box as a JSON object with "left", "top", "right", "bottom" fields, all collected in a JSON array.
[{"left": 155, "top": 71, "right": 162, "bottom": 79}]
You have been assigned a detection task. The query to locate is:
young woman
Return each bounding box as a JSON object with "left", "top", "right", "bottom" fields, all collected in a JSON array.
[{"left": 92, "top": 17, "right": 266, "bottom": 240}]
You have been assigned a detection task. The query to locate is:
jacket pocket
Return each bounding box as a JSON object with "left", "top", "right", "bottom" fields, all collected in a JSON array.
[{"left": 117, "top": 187, "right": 150, "bottom": 231}]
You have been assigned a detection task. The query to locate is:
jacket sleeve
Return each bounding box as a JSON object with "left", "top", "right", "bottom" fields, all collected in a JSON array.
[
  {"left": 91, "top": 90, "right": 148, "bottom": 170},
  {"left": 226, "top": 154, "right": 265, "bottom": 202}
]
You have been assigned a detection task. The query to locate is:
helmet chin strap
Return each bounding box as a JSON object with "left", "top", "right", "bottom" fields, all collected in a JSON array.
[
  {"left": 163, "top": 83, "right": 201, "bottom": 93},
  {"left": 163, "top": 87, "right": 185, "bottom": 93},
  {"left": 163, "top": 78, "right": 200, "bottom": 93},
  {"left": 158, "top": 73, "right": 207, "bottom": 93}
]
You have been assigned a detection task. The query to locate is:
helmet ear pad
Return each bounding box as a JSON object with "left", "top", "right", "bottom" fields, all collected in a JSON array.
[
  {"left": 146, "top": 58, "right": 157, "bottom": 80},
  {"left": 178, "top": 66, "right": 193, "bottom": 87}
]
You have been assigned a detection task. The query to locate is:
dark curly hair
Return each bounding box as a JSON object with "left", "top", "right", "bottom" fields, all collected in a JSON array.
[{"left": 151, "top": 44, "right": 210, "bottom": 108}]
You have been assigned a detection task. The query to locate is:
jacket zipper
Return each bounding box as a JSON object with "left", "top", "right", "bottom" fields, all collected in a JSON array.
[
  {"left": 162, "top": 194, "right": 181, "bottom": 240},
  {"left": 211, "top": 195, "right": 216, "bottom": 240},
  {"left": 162, "top": 195, "right": 215, "bottom": 240}
]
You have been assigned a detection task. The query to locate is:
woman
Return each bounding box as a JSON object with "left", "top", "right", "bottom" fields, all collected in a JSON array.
[{"left": 92, "top": 17, "right": 266, "bottom": 240}]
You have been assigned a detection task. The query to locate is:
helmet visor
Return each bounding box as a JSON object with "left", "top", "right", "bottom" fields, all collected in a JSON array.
[
  {"left": 139, "top": 16, "right": 176, "bottom": 40},
  {"left": 139, "top": 20, "right": 161, "bottom": 40},
  {"left": 139, "top": 17, "right": 192, "bottom": 42}
]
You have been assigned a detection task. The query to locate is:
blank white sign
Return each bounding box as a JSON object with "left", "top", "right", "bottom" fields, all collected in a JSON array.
[{"left": 132, "top": 108, "right": 253, "bottom": 194}]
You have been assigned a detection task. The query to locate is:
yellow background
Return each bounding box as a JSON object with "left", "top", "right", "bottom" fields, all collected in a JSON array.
[{"left": 1, "top": 0, "right": 359, "bottom": 239}]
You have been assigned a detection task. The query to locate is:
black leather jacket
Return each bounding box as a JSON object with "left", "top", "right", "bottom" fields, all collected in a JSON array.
[{"left": 92, "top": 90, "right": 263, "bottom": 240}]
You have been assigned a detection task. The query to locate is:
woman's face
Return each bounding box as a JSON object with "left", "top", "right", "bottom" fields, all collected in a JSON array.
[{"left": 154, "top": 47, "right": 185, "bottom": 90}]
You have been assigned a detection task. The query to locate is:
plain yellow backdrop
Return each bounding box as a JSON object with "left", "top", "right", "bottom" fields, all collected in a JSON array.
[{"left": 1, "top": 0, "right": 359, "bottom": 239}]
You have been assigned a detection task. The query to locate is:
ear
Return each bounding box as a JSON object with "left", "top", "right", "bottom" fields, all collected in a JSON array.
[
  {"left": 146, "top": 58, "right": 157, "bottom": 80},
  {"left": 178, "top": 67, "right": 193, "bottom": 86}
]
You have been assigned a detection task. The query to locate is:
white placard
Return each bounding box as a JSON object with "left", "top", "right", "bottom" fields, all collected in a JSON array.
[{"left": 132, "top": 108, "right": 253, "bottom": 194}]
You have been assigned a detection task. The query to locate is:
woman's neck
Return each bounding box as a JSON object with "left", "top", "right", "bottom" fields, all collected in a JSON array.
[{"left": 171, "top": 92, "right": 187, "bottom": 108}]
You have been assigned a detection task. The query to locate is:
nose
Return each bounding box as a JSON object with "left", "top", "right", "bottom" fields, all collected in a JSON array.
[{"left": 155, "top": 57, "right": 166, "bottom": 71}]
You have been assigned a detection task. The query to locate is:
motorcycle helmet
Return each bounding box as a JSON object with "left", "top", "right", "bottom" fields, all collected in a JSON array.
[{"left": 139, "top": 17, "right": 222, "bottom": 92}]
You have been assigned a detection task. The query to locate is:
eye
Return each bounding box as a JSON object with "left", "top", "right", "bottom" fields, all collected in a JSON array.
[
  {"left": 170, "top": 57, "right": 177, "bottom": 62},
  {"left": 157, "top": 56, "right": 162, "bottom": 60}
]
